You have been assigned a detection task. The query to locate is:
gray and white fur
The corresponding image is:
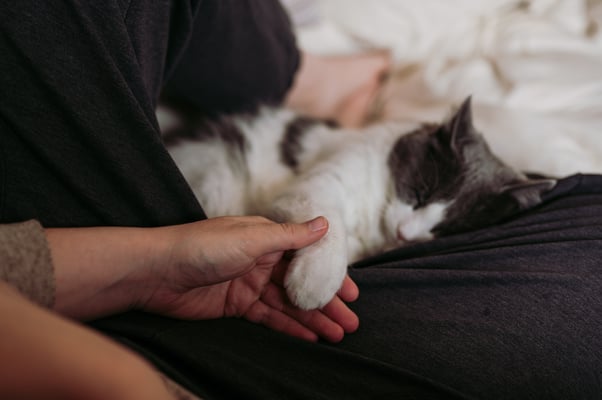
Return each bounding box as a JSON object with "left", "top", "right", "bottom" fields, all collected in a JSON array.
[{"left": 166, "top": 98, "right": 555, "bottom": 310}]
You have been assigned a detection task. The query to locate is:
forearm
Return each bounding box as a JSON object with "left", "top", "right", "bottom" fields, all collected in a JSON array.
[
  {"left": 0, "top": 281, "right": 175, "bottom": 400},
  {"left": 45, "top": 225, "right": 171, "bottom": 320},
  {"left": 3, "top": 216, "right": 358, "bottom": 345},
  {"left": 284, "top": 51, "right": 390, "bottom": 127}
]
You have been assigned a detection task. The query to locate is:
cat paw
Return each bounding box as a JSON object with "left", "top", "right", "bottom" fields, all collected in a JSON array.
[{"left": 284, "top": 245, "right": 348, "bottom": 310}]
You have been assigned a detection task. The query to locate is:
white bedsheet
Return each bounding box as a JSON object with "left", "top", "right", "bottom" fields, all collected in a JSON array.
[{"left": 292, "top": 0, "right": 602, "bottom": 175}]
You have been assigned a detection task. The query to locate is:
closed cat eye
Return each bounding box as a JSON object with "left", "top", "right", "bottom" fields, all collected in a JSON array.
[{"left": 413, "top": 188, "right": 428, "bottom": 209}]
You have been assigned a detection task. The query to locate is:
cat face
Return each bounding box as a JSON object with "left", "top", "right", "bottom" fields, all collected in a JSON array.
[{"left": 384, "top": 98, "right": 555, "bottom": 244}]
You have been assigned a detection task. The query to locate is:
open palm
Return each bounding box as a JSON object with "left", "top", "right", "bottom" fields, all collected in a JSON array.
[{"left": 138, "top": 216, "right": 359, "bottom": 342}]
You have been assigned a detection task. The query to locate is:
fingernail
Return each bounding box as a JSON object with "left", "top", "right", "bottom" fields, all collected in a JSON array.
[{"left": 307, "top": 216, "right": 328, "bottom": 232}]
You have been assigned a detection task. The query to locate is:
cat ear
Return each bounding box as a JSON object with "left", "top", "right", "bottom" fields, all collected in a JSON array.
[
  {"left": 502, "top": 179, "right": 557, "bottom": 210},
  {"left": 440, "top": 96, "right": 477, "bottom": 153}
]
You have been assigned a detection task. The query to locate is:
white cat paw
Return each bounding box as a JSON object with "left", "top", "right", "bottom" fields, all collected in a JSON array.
[{"left": 284, "top": 244, "right": 348, "bottom": 310}]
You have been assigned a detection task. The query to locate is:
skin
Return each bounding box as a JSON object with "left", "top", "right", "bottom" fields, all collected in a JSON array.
[
  {"left": 48, "top": 215, "right": 360, "bottom": 342},
  {"left": 1, "top": 216, "right": 359, "bottom": 399},
  {"left": 0, "top": 49, "right": 386, "bottom": 398},
  {"left": 0, "top": 281, "right": 178, "bottom": 400},
  {"left": 286, "top": 52, "right": 391, "bottom": 127}
]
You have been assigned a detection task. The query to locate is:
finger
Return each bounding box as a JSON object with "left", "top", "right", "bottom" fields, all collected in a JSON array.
[
  {"left": 253, "top": 216, "right": 329, "bottom": 257},
  {"left": 320, "top": 295, "right": 359, "bottom": 334},
  {"left": 242, "top": 299, "right": 319, "bottom": 343},
  {"left": 337, "top": 275, "right": 359, "bottom": 303},
  {"left": 270, "top": 263, "right": 358, "bottom": 338},
  {"left": 270, "top": 259, "right": 288, "bottom": 286},
  {"left": 260, "top": 282, "right": 347, "bottom": 343}
]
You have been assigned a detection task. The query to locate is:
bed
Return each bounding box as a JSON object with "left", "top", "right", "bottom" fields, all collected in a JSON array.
[{"left": 284, "top": 0, "right": 602, "bottom": 176}]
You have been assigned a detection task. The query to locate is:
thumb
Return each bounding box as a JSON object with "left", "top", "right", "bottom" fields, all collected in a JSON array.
[{"left": 267, "top": 216, "right": 329, "bottom": 253}]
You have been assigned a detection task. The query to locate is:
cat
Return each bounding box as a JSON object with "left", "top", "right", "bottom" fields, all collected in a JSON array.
[{"left": 164, "top": 97, "right": 555, "bottom": 310}]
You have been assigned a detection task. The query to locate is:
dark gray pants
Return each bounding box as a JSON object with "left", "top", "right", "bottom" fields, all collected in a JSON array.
[
  {"left": 0, "top": 0, "right": 297, "bottom": 227},
  {"left": 94, "top": 175, "right": 602, "bottom": 399},
  {"left": 2, "top": 1, "right": 600, "bottom": 399}
]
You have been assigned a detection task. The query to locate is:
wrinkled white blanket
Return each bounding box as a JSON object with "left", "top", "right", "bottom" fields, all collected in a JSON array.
[{"left": 292, "top": 0, "right": 602, "bottom": 176}]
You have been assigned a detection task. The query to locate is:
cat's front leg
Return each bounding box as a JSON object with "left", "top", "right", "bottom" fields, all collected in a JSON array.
[{"left": 270, "top": 194, "right": 349, "bottom": 310}]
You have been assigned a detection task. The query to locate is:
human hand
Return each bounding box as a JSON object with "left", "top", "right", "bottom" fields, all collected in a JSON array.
[
  {"left": 47, "top": 215, "right": 359, "bottom": 342},
  {"left": 137, "top": 216, "right": 359, "bottom": 343}
]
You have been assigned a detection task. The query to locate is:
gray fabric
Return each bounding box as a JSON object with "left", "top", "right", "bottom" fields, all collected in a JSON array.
[
  {"left": 92, "top": 174, "right": 602, "bottom": 399},
  {"left": 0, "top": 220, "right": 54, "bottom": 307}
]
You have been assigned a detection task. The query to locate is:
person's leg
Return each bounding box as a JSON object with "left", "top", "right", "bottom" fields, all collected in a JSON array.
[
  {"left": 343, "top": 174, "right": 602, "bottom": 399},
  {"left": 6, "top": 2, "right": 598, "bottom": 398},
  {"left": 162, "top": 0, "right": 301, "bottom": 116},
  {"left": 161, "top": 0, "right": 391, "bottom": 128},
  {"left": 0, "top": 1, "right": 204, "bottom": 228},
  {"left": 93, "top": 174, "right": 602, "bottom": 399},
  {"left": 285, "top": 51, "right": 391, "bottom": 127}
]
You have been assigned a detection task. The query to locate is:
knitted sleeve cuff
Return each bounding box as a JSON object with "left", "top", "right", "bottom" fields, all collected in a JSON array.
[{"left": 0, "top": 220, "right": 55, "bottom": 308}]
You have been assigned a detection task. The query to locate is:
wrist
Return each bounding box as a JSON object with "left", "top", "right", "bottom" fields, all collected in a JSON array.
[{"left": 46, "top": 226, "right": 170, "bottom": 319}]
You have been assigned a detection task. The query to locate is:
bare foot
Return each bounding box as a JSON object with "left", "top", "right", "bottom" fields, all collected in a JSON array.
[{"left": 285, "top": 51, "right": 391, "bottom": 128}]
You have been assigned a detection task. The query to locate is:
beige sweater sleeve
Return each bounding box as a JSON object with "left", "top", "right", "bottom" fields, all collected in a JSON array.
[
  {"left": 0, "top": 220, "right": 55, "bottom": 308},
  {"left": 0, "top": 220, "right": 204, "bottom": 399}
]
